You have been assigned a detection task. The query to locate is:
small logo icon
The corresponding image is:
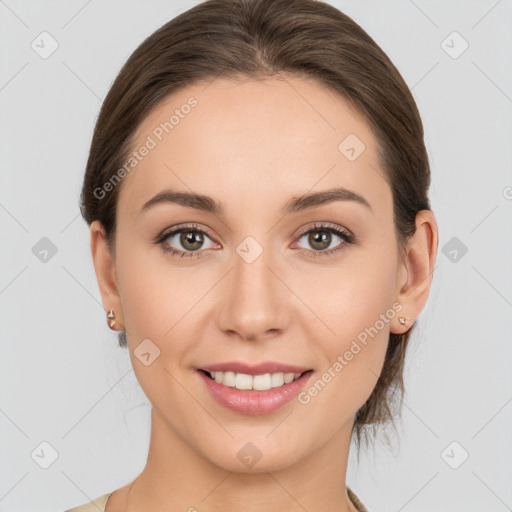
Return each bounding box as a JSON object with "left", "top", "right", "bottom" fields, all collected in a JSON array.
[
  {"left": 441, "top": 441, "right": 469, "bottom": 469},
  {"left": 441, "top": 31, "right": 469, "bottom": 59},
  {"left": 32, "top": 237, "right": 58, "bottom": 263},
  {"left": 31, "top": 31, "right": 59, "bottom": 59},
  {"left": 338, "top": 134, "right": 366, "bottom": 161},
  {"left": 236, "top": 236, "right": 263, "bottom": 264},
  {"left": 134, "top": 338, "right": 161, "bottom": 366},
  {"left": 31, "top": 441, "right": 59, "bottom": 469},
  {"left": 237, "top": 442, "right": 263, "bottom": 468},
  {"left": 442, "top": 236, "right": 468, "bottom": 263}
]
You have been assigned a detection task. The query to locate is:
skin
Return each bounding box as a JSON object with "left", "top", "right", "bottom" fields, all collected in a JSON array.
[{"left": 90, "top": 74, "right": 438, "bottom": 512}]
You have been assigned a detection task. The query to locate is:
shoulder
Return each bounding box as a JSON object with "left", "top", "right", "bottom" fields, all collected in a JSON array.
[{"left": 64, "top": 492, "right": 114, "bottom": 512}]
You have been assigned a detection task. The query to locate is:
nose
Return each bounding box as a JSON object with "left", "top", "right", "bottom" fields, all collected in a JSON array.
[{"left": 216, "top": 243, "right": 290, "bottom": 342}]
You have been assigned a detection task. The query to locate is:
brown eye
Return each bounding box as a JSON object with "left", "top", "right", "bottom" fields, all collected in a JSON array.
[
  {"left": 307, "top": 230, "right": 333, "bottom": 251},
  {"left": 158, "top": 225, "right": 216, "bottom": 258},
  {"left": 179, "top": 230, "right": 205, "bottom": 251},
  {"left": 295, "top": 223, "right": 355, "bottom": 257}
]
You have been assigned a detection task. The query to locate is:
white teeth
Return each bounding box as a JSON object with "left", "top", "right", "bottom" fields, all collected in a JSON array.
[
  {"left": 271, "top": 373, "right": 284, "bottom": 387},
  {"left": 235, "top": 373, "right": 253, "bottom": 390},
  {"left": 208, "top": 370, "right": 304, "bottom": 391},
  {"left": 222, "top": 371, "right": 235, "bottom": 387},
  {"left": 284, "top": 373, "right": 295, "bottom": 384},
  {"left": 253, "top": 373, "right": 272, "bottom": 390}
]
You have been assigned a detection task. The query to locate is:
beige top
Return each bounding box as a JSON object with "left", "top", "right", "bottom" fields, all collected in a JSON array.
[
  {"left": 65, "top": 487, "right": 369, "bottom": 511},
  {"left": 64, "top": 491, "right": 113, "bottom": 512}
]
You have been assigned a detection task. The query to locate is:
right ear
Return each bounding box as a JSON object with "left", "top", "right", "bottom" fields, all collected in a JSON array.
[{"left": 90, "top": 220, "right": 125, "bottom": 330}]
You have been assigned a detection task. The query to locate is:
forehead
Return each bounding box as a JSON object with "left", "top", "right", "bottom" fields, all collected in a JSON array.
[{"left": 118, "top": 75, "right": 391, "bottom": 220}]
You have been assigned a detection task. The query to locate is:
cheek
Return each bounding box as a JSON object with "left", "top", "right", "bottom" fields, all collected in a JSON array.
[
  {"left": 114, "top": 244, "right": 196, "bottom": 408},
  {"left": 114, "top": 241, "right": 206, "bottom": 389},
  {"left": 294, "top": 271, "right": 396, "bottom": 436},
  {"left": 115, "top": 237, "right": 190, "bottom": 337},
  {"left": 301, "top": 245, "right": 398, "bottom": 395},
  {"left": 288, "top": 267, "right": 396, "bottom": 456},
  {"left": 302, "top": 248, "right": 398, "bottom": 343}
]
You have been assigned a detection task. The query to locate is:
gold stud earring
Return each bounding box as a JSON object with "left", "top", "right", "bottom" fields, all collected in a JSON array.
[
  {"left": 398, "top": 316, "right": 410, "bottom": 326},
  {"left": 107, "top": 309, "right": 116, "bottom": 329}
]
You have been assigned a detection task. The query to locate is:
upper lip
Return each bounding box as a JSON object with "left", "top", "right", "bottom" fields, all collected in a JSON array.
[{"left": 199, "top": 361, "right": 312, "bottom": 376}]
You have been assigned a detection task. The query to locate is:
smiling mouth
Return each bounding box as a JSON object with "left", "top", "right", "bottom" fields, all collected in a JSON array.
[{"left": 199, "top": 369, "right": 313, "bottom": 391}]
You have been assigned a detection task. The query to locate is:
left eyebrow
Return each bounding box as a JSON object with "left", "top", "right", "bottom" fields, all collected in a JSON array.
[
  {"left": 139, "top": 186, "right": 372, "bottom": 217},
  {"left": 280, "top": 187, "right": 372, "bottom": 214}
]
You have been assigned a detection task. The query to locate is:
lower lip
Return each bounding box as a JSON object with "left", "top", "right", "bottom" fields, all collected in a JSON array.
[{"left": 198, "top": 370, "right": 313, "bottom": 415}]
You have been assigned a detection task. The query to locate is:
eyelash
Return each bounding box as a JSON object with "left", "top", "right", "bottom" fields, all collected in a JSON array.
[{"left": 154, "top": 222, "right": 356, "bottom": 259}]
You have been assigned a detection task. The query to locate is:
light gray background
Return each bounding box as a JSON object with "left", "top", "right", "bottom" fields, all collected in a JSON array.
[{"left": 1, "top": 1, "right": 511, "bottom": 511}]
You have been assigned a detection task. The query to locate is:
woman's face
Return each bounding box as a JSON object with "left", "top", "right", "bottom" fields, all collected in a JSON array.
[{"left": 93, "top": 75, "right": 418, "bottom": 472}]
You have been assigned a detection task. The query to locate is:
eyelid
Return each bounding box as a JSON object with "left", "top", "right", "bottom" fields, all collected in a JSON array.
[
  {"left": 295, "top": 221, "right": 354, "bottom": 242},
  {"left": 156, "top": 222, "right": 217, "bottom": 242}
]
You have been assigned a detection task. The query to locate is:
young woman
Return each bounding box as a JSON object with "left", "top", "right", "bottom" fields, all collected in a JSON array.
[{"left": 66, "top": 0, "right": 438, "bottom": 510}]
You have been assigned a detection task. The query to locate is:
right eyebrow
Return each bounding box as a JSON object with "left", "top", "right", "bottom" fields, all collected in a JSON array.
[{"left": 140, "top": 189, "right": 224, "bottom": 216}]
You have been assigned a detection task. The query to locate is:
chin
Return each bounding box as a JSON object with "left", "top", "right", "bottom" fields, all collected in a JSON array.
[{"left": 202, "top": 438, "right": 306, "bottom": 474}]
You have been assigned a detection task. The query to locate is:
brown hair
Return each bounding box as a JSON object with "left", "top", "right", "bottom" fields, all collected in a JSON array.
[{"left": 80, "top": 0, "right": 432, "bottom": 453}]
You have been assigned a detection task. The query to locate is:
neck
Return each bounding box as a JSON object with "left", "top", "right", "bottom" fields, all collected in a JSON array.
[{"left": 123, "top": 407, "right": 358, "bottom": 512}]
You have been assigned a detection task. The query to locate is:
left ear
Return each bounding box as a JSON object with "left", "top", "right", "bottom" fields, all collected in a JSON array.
[{"left": 392, "top": 209, "right": 438, "bottom": 334}]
